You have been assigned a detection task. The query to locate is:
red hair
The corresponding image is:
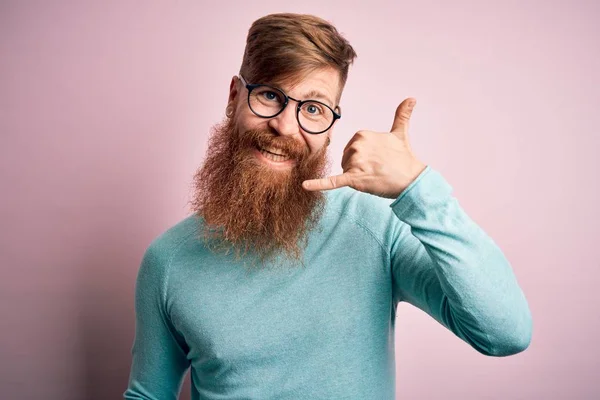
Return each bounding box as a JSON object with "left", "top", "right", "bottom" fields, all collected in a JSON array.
[{"left": 239, "top": 13, "right": 357, "bottom": 105}]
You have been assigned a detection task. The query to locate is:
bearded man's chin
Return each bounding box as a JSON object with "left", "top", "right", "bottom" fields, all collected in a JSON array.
[{"left": 190, "top": 120, "right": 330, "bottom": 266}]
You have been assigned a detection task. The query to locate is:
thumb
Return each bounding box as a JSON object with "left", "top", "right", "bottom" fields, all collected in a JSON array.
[
  {"left": 302, "top": 173, "right": 352, "bottom": 191},
  {"left": 390, "top": 98, "right": 416, "bottom": 138}
]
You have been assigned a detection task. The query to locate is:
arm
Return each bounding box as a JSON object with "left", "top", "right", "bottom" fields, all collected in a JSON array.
[
  {"left": 124, "top": 242, "right": 191, "bottom": 399},
  {"left": 389, "top": 166, "right": 532, "bottom": 356}
]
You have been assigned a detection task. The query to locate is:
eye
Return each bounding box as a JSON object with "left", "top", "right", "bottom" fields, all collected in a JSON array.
[
  {"left": 304, "top": 103, "right": 323, "bottom": 115},
  {"left": 262, "top": 91, "right": 281, "bottom": 102}
]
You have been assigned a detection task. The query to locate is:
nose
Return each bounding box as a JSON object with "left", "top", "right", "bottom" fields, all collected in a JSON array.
[{"left": 268, "top": 101, "right": 301, "bottom": 138}]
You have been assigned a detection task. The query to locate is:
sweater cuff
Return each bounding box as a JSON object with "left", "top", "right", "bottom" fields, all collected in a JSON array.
[{"left": 389, "top": 166, "right": 453, "bottom": 220}]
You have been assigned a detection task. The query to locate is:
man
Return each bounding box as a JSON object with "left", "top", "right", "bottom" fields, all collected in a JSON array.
[{"left": 124, "top": 13, "right": 532, "bottom": 400}]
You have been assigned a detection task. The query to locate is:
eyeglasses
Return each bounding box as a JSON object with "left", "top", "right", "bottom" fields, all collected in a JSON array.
[{"left": 239, "top": 75, "right": 341, "bottom": 134}]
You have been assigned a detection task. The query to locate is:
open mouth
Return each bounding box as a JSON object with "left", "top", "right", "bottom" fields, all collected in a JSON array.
[{"left": 255, "top": 145, "right": 292, "bottom": 162}]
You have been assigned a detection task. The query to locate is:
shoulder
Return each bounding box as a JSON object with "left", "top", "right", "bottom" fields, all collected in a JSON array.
[
  {"left": 138, "top": 214, "right": 203, "bottom": 281},
  {"left": 149, "top": 214, "right": 202, "bottom": 253}
]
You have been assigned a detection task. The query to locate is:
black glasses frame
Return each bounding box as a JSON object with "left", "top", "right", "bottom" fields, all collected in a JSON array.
[{"left": 239, "top": 75, "right": 341, "bottom": 134}]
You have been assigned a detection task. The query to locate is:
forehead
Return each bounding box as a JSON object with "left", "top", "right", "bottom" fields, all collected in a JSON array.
[{"left": 270, "top": 68, "right": 341, "bottom": 107}]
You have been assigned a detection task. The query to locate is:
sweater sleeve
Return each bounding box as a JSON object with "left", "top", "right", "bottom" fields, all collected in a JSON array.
[
  {"left": 124, "top": 241, "right": 191, "bottom": 399},
  {"left": 388, "top": 166, "right": 532, "bottom": 356}
]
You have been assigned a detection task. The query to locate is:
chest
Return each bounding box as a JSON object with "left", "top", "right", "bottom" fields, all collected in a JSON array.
[{"left": 169, "top": 245, "right": 393, "bottom": 372}]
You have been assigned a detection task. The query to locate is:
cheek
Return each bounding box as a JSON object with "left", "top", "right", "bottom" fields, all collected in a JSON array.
[
  {"left": 235, "top": 113, "right": 261, "bottom": 133},
  {"left": 304, "top": 135, "right": 326, "bottom": 154}
]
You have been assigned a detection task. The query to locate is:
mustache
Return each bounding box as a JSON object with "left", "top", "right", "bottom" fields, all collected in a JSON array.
[{"left": 239, "top": 128, "right": 311, "bottom": 161}]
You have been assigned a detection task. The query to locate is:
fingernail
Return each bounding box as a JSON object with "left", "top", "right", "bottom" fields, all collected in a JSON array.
[{"left": 407, "top": 100, "right": 416, "bottom": 109}]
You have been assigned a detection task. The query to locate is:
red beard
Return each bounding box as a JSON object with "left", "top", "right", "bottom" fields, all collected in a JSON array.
[{"left": 189, "top": 112, "right": 330, "bottom": 267}]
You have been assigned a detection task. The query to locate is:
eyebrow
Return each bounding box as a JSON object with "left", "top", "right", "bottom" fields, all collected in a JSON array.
[
  {"left": 301, "top": 89, "right": 334, "bottom": 107},
  {"left": 264, "top": 78, "right": 336, "bottom": 108},
  {"left": 271, "top": 82, "right": 334, "bottom": 107}
]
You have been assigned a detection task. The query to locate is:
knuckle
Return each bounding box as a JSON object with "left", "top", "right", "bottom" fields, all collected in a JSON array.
[
  {"left": 353, "top": 156, "right": 365, "bottom": 166},
  {"left": 398, "top": 109, "right": 411, "bottom": 120},
  {"left": 348, "top": 143, "right": 359, "bottom": 153}
]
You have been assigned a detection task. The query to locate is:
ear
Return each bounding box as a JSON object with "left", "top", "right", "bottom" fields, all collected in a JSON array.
[{"left": 227, "top": 76, "right": 240, "bottom": 106}]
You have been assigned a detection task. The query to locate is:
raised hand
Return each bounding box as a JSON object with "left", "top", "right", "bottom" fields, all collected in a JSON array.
[{"left": 302, "top": 98, "right": 427, "bottom": 199}]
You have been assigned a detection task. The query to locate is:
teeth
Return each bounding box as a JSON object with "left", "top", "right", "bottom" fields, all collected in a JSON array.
[
  {"left": 262, "top": 146, "right": 287, "bottom": 156},
  {"left": 260, "top": 149, "right": 290, "bottom": 162}
]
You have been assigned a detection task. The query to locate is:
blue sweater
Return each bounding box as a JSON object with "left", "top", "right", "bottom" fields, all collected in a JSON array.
[{"left": 124, "top": 166, "right": 532, "bottom": 399}]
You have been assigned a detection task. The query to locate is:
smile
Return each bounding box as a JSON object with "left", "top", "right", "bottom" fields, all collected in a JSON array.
[{"left": 254, "top": 145, "right": 296, "bottom": 167}]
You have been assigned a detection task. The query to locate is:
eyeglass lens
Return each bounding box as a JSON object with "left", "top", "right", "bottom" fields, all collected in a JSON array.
[{"left": 248, "top": 86, "right": 334, "bottom": 133}]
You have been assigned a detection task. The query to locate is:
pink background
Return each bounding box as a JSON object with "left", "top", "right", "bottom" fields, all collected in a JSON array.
[{"left": 1, "top": 1, "right": 598, "bottom": 399}]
